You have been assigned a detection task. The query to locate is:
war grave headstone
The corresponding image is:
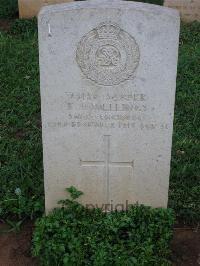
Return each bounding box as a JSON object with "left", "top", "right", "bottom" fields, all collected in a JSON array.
[
  {"left": 38, "top": 0, "right": 180, "bottom": 212},
  {"left": 18, "top": 0, "right": 74, "bottom": 18},
  {"left": 164, "top": 0, "right": 200, "bottom": 22}
]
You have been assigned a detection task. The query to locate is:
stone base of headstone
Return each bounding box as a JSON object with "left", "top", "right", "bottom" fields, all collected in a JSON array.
[
  {"left": 18, "top": 0, "right": 74, "bottom": 18},
  {"left": 164, "top": 0, "right": 200, "bottom": 22}
]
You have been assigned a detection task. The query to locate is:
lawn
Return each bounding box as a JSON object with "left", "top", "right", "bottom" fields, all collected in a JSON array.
[
  {"left": 0, "top": 18, "right": 200, "bottom": 225},
  {"left": 0, "top": 20, "right": 43, "bottom": 222},
  {"left": 169, "top": 22, "right": 200, "bottom": 223}
]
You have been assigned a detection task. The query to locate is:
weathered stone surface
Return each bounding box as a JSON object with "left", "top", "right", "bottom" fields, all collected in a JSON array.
[
  {"left": 18, "top": 0, "right": 74, "bottom": 18},
  {"left": 164, "top": 0, "right": 200, "bottom": 22},
  {"left": 38, "top": 0, "right": 180, "bottom": 212}
]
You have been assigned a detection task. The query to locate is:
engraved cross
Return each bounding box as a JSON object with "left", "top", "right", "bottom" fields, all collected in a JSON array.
[{"left": 80, "top": 135, "right": 134, "bottom": 203}]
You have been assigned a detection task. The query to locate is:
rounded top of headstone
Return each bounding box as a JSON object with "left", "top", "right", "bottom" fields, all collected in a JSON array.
[{"left": 38, "top": 0, "right": 180, "bottom": 20}]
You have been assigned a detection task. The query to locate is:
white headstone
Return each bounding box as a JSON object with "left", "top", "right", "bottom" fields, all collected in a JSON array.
[{"left": 38, "top": 0, "right": 180, "bottom": 212}]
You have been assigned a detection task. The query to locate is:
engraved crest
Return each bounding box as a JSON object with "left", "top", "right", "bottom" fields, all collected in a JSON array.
[{"left": 76, "top": 22, "right": 140, "bottom": 86}]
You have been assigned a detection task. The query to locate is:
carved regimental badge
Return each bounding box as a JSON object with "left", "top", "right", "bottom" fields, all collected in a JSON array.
[{"left": 76, "top": 22, "right": 140, "bottom": 86}]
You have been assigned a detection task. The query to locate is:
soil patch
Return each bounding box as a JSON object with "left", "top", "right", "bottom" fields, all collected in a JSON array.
[
  {"left": 0, "top": 222, "right": 38, "bottom": 266},
  {"left": 171, "top": 226, "right": 200, "bottom": 265},
  {"left": 0, "top": 19, "right": 12, "bottom": 32},
  {"left": 0, "top": 222, "right": 199, "bottom": 265}
]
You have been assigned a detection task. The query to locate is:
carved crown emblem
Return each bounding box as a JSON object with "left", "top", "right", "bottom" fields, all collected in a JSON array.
[
  {"left": 96, "top": 22, "right": 121, "bottom": 40},
  {"left": 76, "top": 22, "right": 140, "bottom": 86}
]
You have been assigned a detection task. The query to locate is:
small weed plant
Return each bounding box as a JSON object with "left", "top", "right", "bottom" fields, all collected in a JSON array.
[{"left": 33, "top": 187, "right": 174, "bottom": 266}]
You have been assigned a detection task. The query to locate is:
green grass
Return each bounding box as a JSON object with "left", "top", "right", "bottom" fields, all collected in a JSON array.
[
  {"left": 127, "top": 0, "right": 163, "bottom": 5},
  {"left": 169, "top": 22, "right": 200, "bottom": 223},
  {"left": 0, "top": 19, "right": 43, "bottom": 221},
  {"left": 0, "top": 20, "right": 199, "bottom": 224},
  {"left": 0, "top": 0, "right": 18, "bottom": 19}
]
